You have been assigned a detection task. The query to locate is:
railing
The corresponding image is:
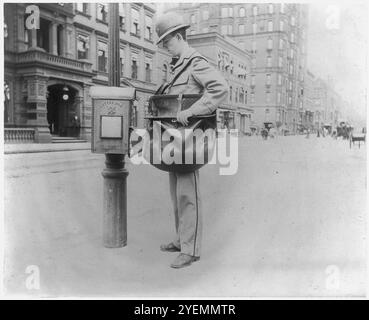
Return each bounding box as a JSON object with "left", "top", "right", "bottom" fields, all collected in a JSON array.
[
  {"left": 17, "top": 50, "right": 93, "bottom": 73},
  {"left": 4, "top": 128, "right": 35, "bottom": 144}
]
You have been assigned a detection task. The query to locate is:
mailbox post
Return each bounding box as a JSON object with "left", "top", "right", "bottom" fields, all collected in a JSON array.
[
  {"left": 89, "top": 4, "right": 135, "bottom": 248},
  {"left": 90, "top": 87, "right": 136, "bottom": 247}
]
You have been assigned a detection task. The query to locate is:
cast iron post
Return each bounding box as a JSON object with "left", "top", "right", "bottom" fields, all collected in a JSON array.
[{"left": 102, "top": 3, "right": 128, "bottom": 248}]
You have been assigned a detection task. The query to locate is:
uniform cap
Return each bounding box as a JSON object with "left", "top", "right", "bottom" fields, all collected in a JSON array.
[{"left": 155, "top": 12, "right": 190, "bottom": 44}]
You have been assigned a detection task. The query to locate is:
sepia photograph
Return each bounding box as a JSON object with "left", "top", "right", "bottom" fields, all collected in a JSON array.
[{"left": 1, "top": 0, "right": 367, "bottom": 301}]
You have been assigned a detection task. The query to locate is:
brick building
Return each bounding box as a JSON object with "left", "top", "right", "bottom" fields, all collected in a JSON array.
[
  {"left": 187, "top": 32, "right": 253, "bottom": 133},
  {"left": 167, "top": 3, "right": 309, "bottom": 133}
]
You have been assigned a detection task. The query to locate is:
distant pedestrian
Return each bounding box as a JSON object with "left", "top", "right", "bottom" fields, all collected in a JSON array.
[{"left": 305, "top": 128, "right": 310, "bottom": 139}]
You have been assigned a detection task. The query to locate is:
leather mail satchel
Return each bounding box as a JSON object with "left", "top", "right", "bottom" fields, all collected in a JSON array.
[{"left": 144, "top": 94, "right": 217, "bottom": 173}]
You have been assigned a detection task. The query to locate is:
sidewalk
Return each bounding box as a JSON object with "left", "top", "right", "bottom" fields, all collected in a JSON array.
[{"left": 4, "top": 142, "right": 91, "bottom": 154}]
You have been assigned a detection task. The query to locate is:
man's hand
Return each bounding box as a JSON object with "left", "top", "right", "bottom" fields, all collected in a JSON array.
[{"left": 176, "top": 109, "right": 193, "bottom": 126}]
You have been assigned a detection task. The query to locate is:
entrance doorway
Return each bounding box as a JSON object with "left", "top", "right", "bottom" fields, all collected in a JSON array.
[{"left": 47, "top": 84, "right": 80, "bottom": 137}]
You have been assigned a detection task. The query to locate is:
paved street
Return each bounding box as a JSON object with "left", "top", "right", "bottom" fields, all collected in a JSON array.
[{"left": 3, "top": 135, "right": 366, "bottom": 297}]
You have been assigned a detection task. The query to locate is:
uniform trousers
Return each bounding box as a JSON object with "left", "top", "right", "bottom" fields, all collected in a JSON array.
[{"left": 168, "top": 169, "right": 202, "bottom": 257}]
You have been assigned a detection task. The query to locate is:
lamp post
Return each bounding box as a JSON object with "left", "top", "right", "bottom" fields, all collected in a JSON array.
[{"left": 102, "top": 3, "right": 128, "bottom": 248}]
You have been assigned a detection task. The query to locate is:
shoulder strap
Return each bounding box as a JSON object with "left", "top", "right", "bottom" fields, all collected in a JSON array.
[{"left": 158, "top": 54, "right": 207, "bottom": 94}]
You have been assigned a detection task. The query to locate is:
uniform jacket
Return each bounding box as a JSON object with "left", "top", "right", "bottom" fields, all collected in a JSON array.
[{"left": 163, "top": 45, "right": 229, "bottom": 116}]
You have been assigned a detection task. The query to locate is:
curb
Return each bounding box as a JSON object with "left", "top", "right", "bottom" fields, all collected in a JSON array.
[{"left": 4, "top": 144, "right": 91, "bottom": 155}]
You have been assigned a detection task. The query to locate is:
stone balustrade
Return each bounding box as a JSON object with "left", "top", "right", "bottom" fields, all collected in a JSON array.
[
  {"left": 4, "top": 128, "right": 35, "bottom": 143},
  {"left": 17, "top": 50, "right": 93, "bottom": 73}
]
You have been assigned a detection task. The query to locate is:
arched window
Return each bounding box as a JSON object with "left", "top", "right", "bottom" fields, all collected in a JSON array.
[
  {"left": 239, "top": 7, "right": 245, "bottom": 17},
  {"left": 4, "top": 81, "right": 10, "bottom": 123},
  {"left": 239, "top": 88, "right": 244, "bottom": 103}
]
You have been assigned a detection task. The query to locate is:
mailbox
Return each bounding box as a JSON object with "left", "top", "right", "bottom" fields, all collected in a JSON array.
[{"left": 90, "top": 86, "right": 136, "bottom": 154}]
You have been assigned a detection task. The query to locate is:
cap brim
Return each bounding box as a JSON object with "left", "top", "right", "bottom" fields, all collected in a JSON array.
[{"left": 156, "top": 24, "right": 190, "bottom": 44}]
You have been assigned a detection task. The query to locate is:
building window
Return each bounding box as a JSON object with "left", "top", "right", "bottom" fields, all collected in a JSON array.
[
  {"left": 97, "top": 41, "right": 108, "bottom": 72},
  {"left": 229, "top": 7, "right": 233, "bottom": 17},
  {"left": 266, "top": 74, "right": 271, "bottom": 86},
  {"left": 145, "top": 58, "right": 152, "bottom": 82},
  {"left": 77, "top": 34, "right": 89, "bottom": 60},
  {"left": 202, "top": 10, "right": 209, "bottom": 20},
  {"left": 280, "top": 20, "right": 285, "bottom": 32},
  {"left": 252, "top": 23, "right": 257, "bottom": 34},
  {"left": 251, "top": 93, "right": 255, "bottom": 103},
  {"left": 228, "top": 25, "right": 233, "bottom": 34},
  {"left": 267, "top": 38, "right": 273, "bottom": 50},
  {"left": 76, "top": 3, "right": 88, "bottom": 15},
  {"left": 239, "top": 7, "right": 246, "bottom": 17},
  {"left": 289, "top": 64, "right": 294, "bottom": 75},
  {"left": 239, "top": 88, "right": 244, "bottom": 103},
  {"left": 4, "top": 81, "right": 10, "bottom": 124},
  {"left": 24, "top": 16, "right": 30, "bottom": 48},
  {"left": 266, "top": 93, "right": 271, "bottom": 103},
  {"left": 229, "top": 86, "right": 232, "bottom": 102},
  {"left": 221, "top": 7, "right": 228, "bottom": 18},
  {"left": 162, "top": 64, "right": 168, "bottom": 82},
  {"left": 119, "top": 4, "right": 125, "bottom": 30},
  {"left": 131, "top": 53, "right": 139, "bottom": 79},
  {"left": 268, "top": 4, "right": 274, "bottom": 14},
  {"left": 277, "top": 92, "right": 281, "bottom": 103},
  {"left": 278, "top": 74, "right": 282, "bottom": 85},
  {"left": 238, "top": 24, "right": 245, "bottom": 34},
  {"left": 221, "top": 25, "right": 228, "bottom": 35},
  {"left": 120, "top": 48, "right": 125, "bottom": 76},
  {"left": 290, "top": 48, "right": 294, "bottom": 59},
  {"left": 279, "top": 38, "right": 284, "bottom": 50},
  {"left": 268, "top": 21, "right": 273, "bottom": 32},
  {"left": 278, "top": 56, "right": 283, "bottom": 67},
  {"left": 131, "top": 7, "right": 140, "bottom": 36},
  {"left": 280, "top": 3, "right": 285, "bottom": 13},
  {"left": 97, "top": 3, "right": 108, "bottom": 22},
  {"left": 252, "top": 40, "right": 257, "bottom": 52},
  {"left": 267, "top": 56, "right": 272, "bottom": 67},
  {"left": 291, "top": 16, "right": 296, "bottom": 26},
  {"left": 145, "top": 16, "right": 153, "bottom": 40},
  {"left": 253, "top": 5, "right": 258, "bottom": 16},
  {"left": 191, "top": 14, "right": 196, "bottom": 24}
]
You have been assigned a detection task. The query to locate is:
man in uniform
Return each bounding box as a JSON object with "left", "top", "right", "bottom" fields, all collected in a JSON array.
[{"left": 155, "top": 12, "right": 229, "bottom": 268}]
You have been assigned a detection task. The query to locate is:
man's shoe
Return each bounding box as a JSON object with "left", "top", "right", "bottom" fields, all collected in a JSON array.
[
  {"left": 160, "top": 242, "right": 181, "bottom": 252},
  {"left": 170, "top": 253, "right": 200, "bottom": 269}
]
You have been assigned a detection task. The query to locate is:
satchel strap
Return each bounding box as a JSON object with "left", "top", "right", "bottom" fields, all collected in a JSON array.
[{"left": 157, "top": 54, "right": 208, "bottom": 95}]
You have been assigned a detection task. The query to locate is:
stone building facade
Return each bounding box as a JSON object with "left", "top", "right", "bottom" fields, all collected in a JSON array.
[
  {"left": 303, "top": 70, "right": 343, "bottom": 131},
  {"left": 4, "top": 2, "right": 159, "bottom": 143}
]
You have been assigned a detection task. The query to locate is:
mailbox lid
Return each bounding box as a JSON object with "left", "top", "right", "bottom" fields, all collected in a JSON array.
[{"left": 90, "top": 86, "right": 136, "bottom": 100}]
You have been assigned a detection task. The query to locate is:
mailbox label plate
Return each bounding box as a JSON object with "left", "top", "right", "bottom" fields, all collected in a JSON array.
[
  {"left": 100, "top": 116, "right": 123, "bottom": 139},
  {"left": 92, "top": 98, "right": 131, "bottom": 154}
]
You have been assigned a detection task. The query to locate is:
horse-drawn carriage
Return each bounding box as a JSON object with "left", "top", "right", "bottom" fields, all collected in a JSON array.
[
  {"left": 261, "top": 122, "right": 274, "bottom": 140},
  {"left": 349, "top": 131, "right": 366, "bottom": 148}
]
